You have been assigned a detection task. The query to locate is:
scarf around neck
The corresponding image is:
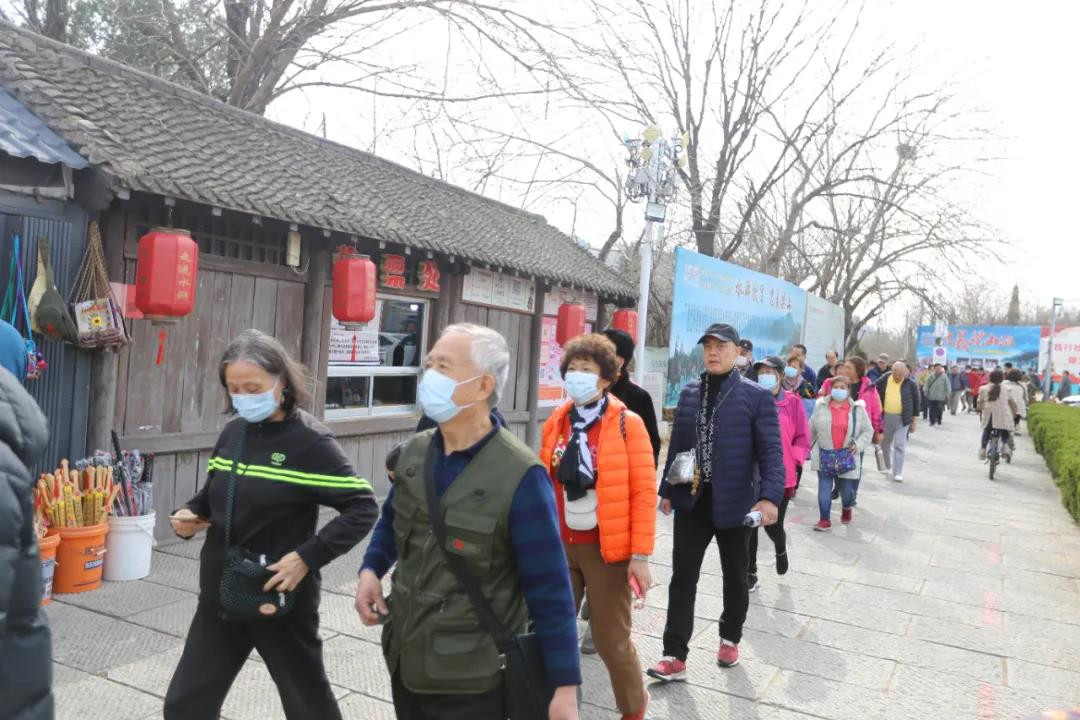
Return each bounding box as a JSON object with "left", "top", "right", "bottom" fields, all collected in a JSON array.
[{"left": 559, "top": 395, "right": 606, "bottom": 500}]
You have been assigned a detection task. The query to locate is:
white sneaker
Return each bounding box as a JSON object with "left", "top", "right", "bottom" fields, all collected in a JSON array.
[{"left": 893, "top": 474, "right": 903, "bottom": 482}]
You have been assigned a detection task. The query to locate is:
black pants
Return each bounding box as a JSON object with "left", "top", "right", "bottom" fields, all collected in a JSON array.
[
  {"left": 391, "top": 669, "right": 505, "bottom": 719},
  {"left": 928, "top": 400, "right": 945, "bottom": 426},
  {"left": 748, "top": 496, "right": 790, "bottom": 577},
  {"left": 164, "top": 604, "right": 341, "bottom": 720},
  {"left": 981, "top": 425, "right": 1012, "bottom": 450},
  {"left": 662, "top": 484, "right": 751, "bottom": 659}
]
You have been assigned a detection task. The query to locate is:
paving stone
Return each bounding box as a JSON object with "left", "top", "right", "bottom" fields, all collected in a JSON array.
[
  {"left": 787, "top": 557, "right": 923, "bottom": 594},
  {"left": 318, "top": 589, "right": 384, "bottom": 644},
  {"left": 1007, "top": 659, "right": 1080, "bottom": 705},
  {"left": 127, "top": 596, "right": 200, "bottom": 637},
  {"left": 883, "top": 665, "right": 1065, "bottom": 720},
  {"left": 801, "top": 618, "right": 1005, "bottom": 684},
  {"left": 45, "top": 603, "right": 182, "bottom": 673},
  {"left": 832, "top": 580, "right": 1001, "bottom": 628},
  {"left": 761, "top": 669, "right": 888, "bottom": 720},
  {"left": 335, "top": 692, "right": 397, "bottom": 720},
  {"left": 53, "top": 579, "right": 192, "bottom": 618},
  {"left": 155, "top": 535, "right": 204, "bottom": 560},
  {"left": 320, "top": 634, "right": 393, "bottom": 701},
  {"left": 142, "top": 551, "right": 201, "bottom": 593},
  {"left": 54, "top": 663, "right": 162, "bottom": 720}
]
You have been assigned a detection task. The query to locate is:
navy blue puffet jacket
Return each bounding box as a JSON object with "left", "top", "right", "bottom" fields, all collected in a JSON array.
[{"left": 659, "top": 371, "right": 786, "bottom": 528}]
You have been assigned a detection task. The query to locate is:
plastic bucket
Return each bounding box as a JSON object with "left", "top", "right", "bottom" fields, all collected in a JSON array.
[
  {"left": 103, "top": 514, "right": 156, "bottom": 582},
  {"left": 53, "top": 523, "right": 109, "bottom": 594},
  {"left": 39, "top": 532, "right": 60, "bottom": 605}
]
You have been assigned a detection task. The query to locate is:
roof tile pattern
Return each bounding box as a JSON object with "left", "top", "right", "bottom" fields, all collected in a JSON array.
[{"left": 0, "top": 23, "right": 633, "bottom": 300}]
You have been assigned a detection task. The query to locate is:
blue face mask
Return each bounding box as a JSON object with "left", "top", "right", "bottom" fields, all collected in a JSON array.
[
  {"left": 784, "top": 366, "right": 799, "bottom": 379},
  {"left": 757, "top": 374, "right": 778, "bottom": 391},
  {"left": 564, "top": 371, "right": 602, "bottom": 405},
  {"left": 419, "top": 369, "right": 480, "bottom": 424},
  {"left": 831, "top": 388, "right": 850, "bottom": 403},
  {"left": 231, "top": 383, "right": 279, "bottom": 423}
]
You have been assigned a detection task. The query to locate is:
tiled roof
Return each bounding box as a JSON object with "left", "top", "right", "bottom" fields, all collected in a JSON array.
[
  {"left": 0, "top": 23, "right": 633, "bottom": 300},
  {"left": 0, "top": 86, "right": 87, "bottom": 168}
]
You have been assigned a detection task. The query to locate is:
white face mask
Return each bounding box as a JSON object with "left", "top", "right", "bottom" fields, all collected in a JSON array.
[
  {"left": 564, "top": 371, "right": 602, "bottom": 405},
  {"left": 735, "top": 356, "right": 749, "bottom": 368}
]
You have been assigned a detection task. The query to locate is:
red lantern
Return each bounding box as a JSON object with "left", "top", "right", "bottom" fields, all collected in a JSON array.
[
  {"left": 134, "top": 228, "right": 199, "bottom": 319},
  {"left": 333, "top": 248, "right": 376, "bottom": 325},
  {"left": 611, "top": 309, "right": 638, "bottom": 343},
  {"left": 556, "top": 303, "right": 586, "bottom": 345}
]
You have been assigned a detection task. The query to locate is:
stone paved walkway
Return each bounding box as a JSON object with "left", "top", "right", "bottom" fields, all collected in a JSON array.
[{"left": 47, "top": 411, "right": 1080, "bottom": 719}]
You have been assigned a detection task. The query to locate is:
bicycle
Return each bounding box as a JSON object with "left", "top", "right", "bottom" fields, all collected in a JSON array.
[{"left": 985, "top": 428, "right": 1011, "bottom": 480}]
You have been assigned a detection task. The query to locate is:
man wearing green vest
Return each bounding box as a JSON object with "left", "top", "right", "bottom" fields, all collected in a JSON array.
[{"left": 355, "top": 323, "right": 580, "bottom": 720}]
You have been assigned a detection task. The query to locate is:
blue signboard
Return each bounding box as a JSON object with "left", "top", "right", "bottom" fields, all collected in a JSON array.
[
  {"left": 915, "top": 325, "right": 1042, "bottom": 371},
  {"left": 666, "top": 248, "right": 807, "bottom": 407}
]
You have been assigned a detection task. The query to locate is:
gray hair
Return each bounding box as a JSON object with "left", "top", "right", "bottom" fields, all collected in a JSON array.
[
  {"left": 219, "top": 329, "right": 310, "bottom": 413},
  {"left": 442, "top": 323, "right": 509, "bottom": 408}
]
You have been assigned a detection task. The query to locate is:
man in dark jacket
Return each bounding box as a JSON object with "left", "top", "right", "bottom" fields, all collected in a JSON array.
[
  {"left": 602, "top": 328, "right": 662, "bottom": 465},
  {"left": 647, "top": 323, "right": 784, "bottom": 676},
  {"left": 876, "top": 361, "right": 920, "bottom": 482},
  {"left": 817, "top": 350, "right": 839, "bottom": 392},
  {"left": 0, "top": 365, "right": 52, "bottom": 720}
]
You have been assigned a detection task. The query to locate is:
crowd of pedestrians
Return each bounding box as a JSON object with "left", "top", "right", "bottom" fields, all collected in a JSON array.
[{"left": 9, "top": 313, "right": 1048, "bottom": 720}]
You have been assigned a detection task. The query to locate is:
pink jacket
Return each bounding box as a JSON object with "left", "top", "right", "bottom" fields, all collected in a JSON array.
[
  {"left": 775, "top": 389, "right": 811, "bottom": 489},
  {"left": 820, "top": 376, "right": 884, "bottom": 434}
]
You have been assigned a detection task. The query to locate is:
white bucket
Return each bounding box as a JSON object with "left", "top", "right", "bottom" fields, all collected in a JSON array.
[{"left": 103, "top": 514, "right": 156, "bottom": 581}]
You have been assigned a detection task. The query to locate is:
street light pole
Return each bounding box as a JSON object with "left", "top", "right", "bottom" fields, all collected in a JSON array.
[
  {"left": 1044, "top": 297, "right": 1063, "bottom": 399},
  {"left": 623, "top": 126, "right": 688, "bottom": 387}
]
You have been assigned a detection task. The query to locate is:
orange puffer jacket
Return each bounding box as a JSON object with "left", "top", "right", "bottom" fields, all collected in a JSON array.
[{"left": 540, "top": 394, "right": 657, "bottom": 563}]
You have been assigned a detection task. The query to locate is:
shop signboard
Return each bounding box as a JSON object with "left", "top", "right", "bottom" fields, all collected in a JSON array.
[{"left": 461, "top": 268, "right": 535, "bottom": 313}]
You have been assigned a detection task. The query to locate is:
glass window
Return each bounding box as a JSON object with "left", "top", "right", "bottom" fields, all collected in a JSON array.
[{"left": 326, "top": 296, "right": 428, "bottom": 419}]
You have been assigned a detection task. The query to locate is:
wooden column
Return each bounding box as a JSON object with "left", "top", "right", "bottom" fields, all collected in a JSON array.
[
  {"left": 87, "top": 207, "right": 124, "bottom": 453},
  {"left": 301, "top": 244, "right": 330, "bottom": 412},
  {"left": 524, "top": 280, "right": 547, "bottom": 450},
  {"left": 595, "top": 297, "right": 608, "bottom": 331}
]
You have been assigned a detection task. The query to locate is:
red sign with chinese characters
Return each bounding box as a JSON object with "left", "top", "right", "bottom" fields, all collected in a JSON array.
[
  {"left": 134, "top": 229, "right": 199, "bottom": 318},
  {"left": 418, "top": 260, "right": 441, "bottom": 293},
  {"left": 380, "top": 254, "right": 406, "bottom": 289}
]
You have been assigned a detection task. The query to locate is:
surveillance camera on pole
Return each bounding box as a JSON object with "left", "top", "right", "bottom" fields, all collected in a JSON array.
[{"left": 622, "top": 125, "right": 688, "bottom": 385}]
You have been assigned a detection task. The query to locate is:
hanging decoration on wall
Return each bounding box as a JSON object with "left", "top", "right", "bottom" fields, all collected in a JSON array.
[
  {"left": 418, "top": 259, "right": 441, "bottom": 293},
  {"left": 611, "top": 309, "right": 639, "bottom": 343},
  {"left": 30, "top": 239, "right": 78, "bottom": 344},
  {"left": 332, "top": 246, "right": 377, "bottom": 327},
  {"left": 68, "top": 221, "right": 129, "bottom": 350},
  {"left": 556, "top": 303, "right": 586, "bottom": 346},
  {"left": 380, "top": 253, "right": 407, "bottom": 289},
  {"left": 134, "top": 228, "right": 199, "bottom": 321},
  {"left": 2, "top": 234, "right": 47, "bottom": 379}
]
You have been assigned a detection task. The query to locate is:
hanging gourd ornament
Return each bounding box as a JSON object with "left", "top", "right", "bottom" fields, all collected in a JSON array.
[
  {"left": 332, "top": 246, "right": 376, "bottom": 328},
  {"left": 556, "top": 303, "right": 586, "bottom": 346},
  {"left": 134, "top": 228, "right": 199, "bottom": 321},
  {"left": 611, "top": 309, "right": 638, "bottom": 343}
]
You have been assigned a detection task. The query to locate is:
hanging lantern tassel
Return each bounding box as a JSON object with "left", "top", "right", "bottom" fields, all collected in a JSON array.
[{"left": 155, "top": 329, "right": 167, "bottom": 366}]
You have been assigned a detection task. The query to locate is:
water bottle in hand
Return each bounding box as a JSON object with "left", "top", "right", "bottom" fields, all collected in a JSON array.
[{"left": 743, "top": 511, "right": 762, "bottom": 528}]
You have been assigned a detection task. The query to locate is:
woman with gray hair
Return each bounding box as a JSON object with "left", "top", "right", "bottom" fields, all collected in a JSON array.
[{"left": 165, "top": 329, "right": 378, "bottom": 720}]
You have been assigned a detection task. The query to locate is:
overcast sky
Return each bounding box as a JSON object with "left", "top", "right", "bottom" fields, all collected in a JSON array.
[{"left": 268, "top": 0, "right": 1078, "bottom": 319}]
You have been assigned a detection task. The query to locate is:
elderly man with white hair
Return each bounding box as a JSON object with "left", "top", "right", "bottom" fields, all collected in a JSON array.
[
  {"left": 355, "top": 324, "right": 580, "bottom": 720},
  {"left": 874, "top": 361, "right": 921, "bottom": 482}
]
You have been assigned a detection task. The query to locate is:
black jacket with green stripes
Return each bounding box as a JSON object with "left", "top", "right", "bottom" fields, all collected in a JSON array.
[{"left": 186, "top": 411, "right": 378, "bottom": 615}]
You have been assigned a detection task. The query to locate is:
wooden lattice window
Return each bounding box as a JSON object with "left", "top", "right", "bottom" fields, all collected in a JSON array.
[{"left": 132, "top": 200, "right": 286, "bottom": 265}]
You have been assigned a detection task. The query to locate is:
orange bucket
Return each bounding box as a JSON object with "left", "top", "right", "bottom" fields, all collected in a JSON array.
[
  {"left": 39, "top": 532, "right": 61, "bottom": 605},
  {"left": 53, "top": 523, "right": 109, "bottom": 594}
]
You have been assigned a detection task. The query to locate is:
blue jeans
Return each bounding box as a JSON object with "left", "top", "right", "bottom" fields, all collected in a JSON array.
[{"left": 818, "top": 472, "right": 855, "bottom": 520}]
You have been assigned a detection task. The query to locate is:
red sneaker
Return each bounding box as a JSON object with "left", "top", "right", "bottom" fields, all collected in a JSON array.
[
  {"left": 841, "top": 508, "right": 853, "bottom": 524},
  {"left": 814, "top": 519, "right": 832, "bottom": 531},
  {"left": 645, "top": 657, "right": 687, "bottom": 682},
  {"left": 717, "top": 642, "right": 740, "bottom": 668},
  {"left": 621, "top": 690, "right": 650, "bottom": 720}
]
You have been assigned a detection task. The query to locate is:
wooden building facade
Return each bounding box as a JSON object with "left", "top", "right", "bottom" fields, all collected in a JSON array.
[{"left": 0, "top": 24, "right": 635, "bottom": 539}]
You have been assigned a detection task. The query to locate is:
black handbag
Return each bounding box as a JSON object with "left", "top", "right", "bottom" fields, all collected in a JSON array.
[
  {"left": 218, "top": 425, "right": 298, "bottom": 620},
  {"left": 423, "top": 444, "right": 553, "bottom": 720}
]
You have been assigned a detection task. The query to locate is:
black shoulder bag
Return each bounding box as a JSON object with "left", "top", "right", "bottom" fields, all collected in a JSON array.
[
  {"left": 423, "top": 443, "right": 553, "bottom": 720},
  {"left": 218, "top": 424, "right": 298, "bottom": 620}
]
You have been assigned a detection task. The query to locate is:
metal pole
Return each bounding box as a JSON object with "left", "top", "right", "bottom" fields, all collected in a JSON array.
[
  {"left": 1044, "top": 298, "right": 1060, "bottom": 399},
  {"left": 633, "top": 220, "right": 657, "bottom": 386}
]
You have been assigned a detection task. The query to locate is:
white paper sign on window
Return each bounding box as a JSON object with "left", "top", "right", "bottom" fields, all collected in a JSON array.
[{"left": 329, "top": 316, "right": 381, "bottom": 365}]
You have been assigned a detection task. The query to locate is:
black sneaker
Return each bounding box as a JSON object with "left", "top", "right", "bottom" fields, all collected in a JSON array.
[
  {"left": 747, "top": 574, "right": 759, "bottom": 593},
  {"left": 831, "top": 487, "right": 840, "bottom": 500},
  {"left": 776, "top": 551, "right": 789, "bottom": 576}
]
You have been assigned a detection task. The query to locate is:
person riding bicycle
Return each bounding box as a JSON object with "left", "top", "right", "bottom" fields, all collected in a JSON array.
[{"left": 977, "top": 369, "right": 1018, "bottom": 461}]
